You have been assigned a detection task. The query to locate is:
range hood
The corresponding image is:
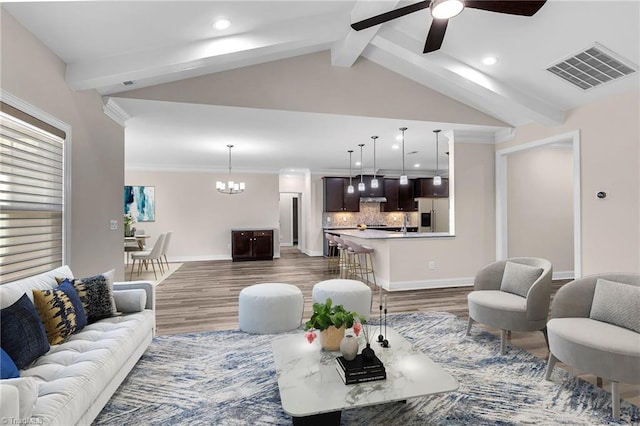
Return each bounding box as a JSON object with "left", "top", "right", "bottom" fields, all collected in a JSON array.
[{"left": 360, "top": 196, "right": 387, "bottom": 203}]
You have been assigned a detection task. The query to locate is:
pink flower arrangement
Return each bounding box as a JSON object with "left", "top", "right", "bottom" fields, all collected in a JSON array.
[
  {"left": 353, "top": 321, "right": 362, "bottom": 337},
  {"left": 305, "top": 330, "right": 317, "bottom": 344}
]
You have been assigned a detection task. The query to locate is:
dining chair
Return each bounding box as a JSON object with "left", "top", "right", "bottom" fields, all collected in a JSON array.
[
  {"left": 124, "top": 229, "right": 147, "bottom": 266},
  {"left": 130, "top": 233, "right": 166, "bottom": 280},
  {"left": 160, "top": 231, "right": 172, "bottom": 271}
]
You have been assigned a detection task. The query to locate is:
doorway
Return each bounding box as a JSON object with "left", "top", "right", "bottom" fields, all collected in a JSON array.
[
  {"left": 279, "top": 193, "right": 301, "bottom": 248},
  {"left": 495, "top": 130, "right": 581, "bottom": 279}
]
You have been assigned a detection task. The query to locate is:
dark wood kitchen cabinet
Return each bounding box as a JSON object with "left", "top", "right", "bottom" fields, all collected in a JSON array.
[
  {"left": 323, "top": 177, "right": 359, "bottom": 212},
  {"left": 381, "top": 178, "right": 417, "bottom": 212},
  {"left": 415, "top": 178, "right": 449, "bottom": 198},
  {"left": 232, "top": 229, "right": 274, "bottom": 261}
]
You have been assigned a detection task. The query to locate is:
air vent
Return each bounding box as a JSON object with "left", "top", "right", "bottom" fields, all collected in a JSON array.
[
  {"left": 546, "top": 44, "right": 637, "bottom": 90},
  {"left": 122, "top": 80, "right": 135, "bottom": 86}
]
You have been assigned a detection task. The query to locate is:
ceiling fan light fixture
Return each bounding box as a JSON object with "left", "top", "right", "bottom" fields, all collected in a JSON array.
[{"left": 431, "top": 0, "right": 464, "bottom": 19}]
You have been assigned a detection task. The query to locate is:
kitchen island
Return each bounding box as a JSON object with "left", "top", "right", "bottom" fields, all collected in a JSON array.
[{"left": 336, "top": 229, "right": 469, "bottom": 291}]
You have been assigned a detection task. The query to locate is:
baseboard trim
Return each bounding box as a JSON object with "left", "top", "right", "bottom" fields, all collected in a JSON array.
[
  {"left": 379, "top": 277, "right": 475, "bottom": 292},
  {"left": 169, "top": 254, "right": 280, "bottom": 262},
  {"left": 552, "top": 271, "right": 574, "bottom": 280}
]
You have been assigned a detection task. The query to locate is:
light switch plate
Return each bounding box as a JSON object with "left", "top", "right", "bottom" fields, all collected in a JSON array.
[{"left": 110, "top": 220, "right": 118, "bottom": 230}]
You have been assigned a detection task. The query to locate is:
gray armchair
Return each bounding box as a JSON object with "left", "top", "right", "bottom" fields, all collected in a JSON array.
[
  {"left": 466, "top": 257, "right": 553, "bottom": 354},
  {"left": 545, "top": 273, "right": 640, "bottom": 420}
]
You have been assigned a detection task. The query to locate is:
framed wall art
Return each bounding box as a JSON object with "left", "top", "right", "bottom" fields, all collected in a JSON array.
[{"left": 124, "top": 186, "right": 155, "bottom": 222}]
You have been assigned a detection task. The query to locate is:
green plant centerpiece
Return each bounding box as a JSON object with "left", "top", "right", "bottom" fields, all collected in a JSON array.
[{"left": 305, "top": 298, "right": 364, "bottom": 351}]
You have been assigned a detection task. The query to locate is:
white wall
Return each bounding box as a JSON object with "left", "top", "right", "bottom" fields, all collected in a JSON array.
[
  {"left": 500, "top": 89, "right": 640, "bottom": 274},
  {"left": 1, "top": 11, "right": 127, "bottom": 279},
  {"left": 125, "top": 170, "right": 280, "bottom": 260},
  {"left": 507, "top": 146, "right": 574, "bottom": 273}
]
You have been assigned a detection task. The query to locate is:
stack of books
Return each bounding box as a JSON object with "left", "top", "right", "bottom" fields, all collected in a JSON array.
[{"left": 335, "top": 354, "right": 386, "bottom": 385}]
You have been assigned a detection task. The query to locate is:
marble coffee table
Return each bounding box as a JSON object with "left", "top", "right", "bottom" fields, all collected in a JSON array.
[{"left": 271, "top": 327, "right": 458, "bottom": 425}]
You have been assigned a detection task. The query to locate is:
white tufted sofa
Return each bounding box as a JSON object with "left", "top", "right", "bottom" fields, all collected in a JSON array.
[{"left": 0, "top": 266, "right": 156, "bottom": 425}]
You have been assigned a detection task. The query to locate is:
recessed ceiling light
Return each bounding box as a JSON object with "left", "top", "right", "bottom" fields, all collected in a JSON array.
[
  {"left": 392, "top": 144, "right": 400, "bottom": 150},
  {"left": 395, "top": 135, "right": 403, "bottom": 141},
  {"left": 214, "top": 18, "right": 231, "bottom": 30},
  {"left": 482, "top": 56, "right": 498, "bottom": 66},
  {"left": 414, "top": 163, "right": 420, "bottom": 168},
  {"left": 355, "top": 161, "right": 361, "bottom": 166}
]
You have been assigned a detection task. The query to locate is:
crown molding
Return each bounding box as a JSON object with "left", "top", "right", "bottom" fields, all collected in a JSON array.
[{"left": 102, "top": 97, "right": 131, "bottom": 127}]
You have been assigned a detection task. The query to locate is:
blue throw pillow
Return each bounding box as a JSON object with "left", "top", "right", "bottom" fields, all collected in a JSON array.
[
  {"left": 57, "top": 279, "right": 88, "bottom": 331},
  {"left": 1, "top": 348, "right": 19, "bottom": 379},
  {"left": 0, "top": 293, "right": 50, "bottom": 369}
]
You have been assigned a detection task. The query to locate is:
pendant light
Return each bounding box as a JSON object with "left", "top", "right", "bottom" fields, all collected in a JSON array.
[
  {"left": 370, "top": 136, "right": 379, "bottom": 189},
  {"left": 399, "top": 127, "right": 408, "bottom": 185},
  {"left": 216, "top": 144, "right": 245, "bottom": 194},
  {"left": 358, "top": 144, "right": 366, "bottom": 191},
  {"left": 433, "top": 130, "right": 442, "bottom": 186},
  {"left": 347, "top": 150, "right": 355, "bottom": 194}
]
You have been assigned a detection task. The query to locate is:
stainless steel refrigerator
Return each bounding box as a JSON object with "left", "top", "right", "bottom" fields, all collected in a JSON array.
[{"left": 418, "top": 198, "right": 449, "bottom": 233}]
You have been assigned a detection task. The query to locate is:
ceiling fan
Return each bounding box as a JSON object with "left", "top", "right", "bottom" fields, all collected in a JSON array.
[{"left": 351, "top": 0, "right": 546, "bottom": 53}]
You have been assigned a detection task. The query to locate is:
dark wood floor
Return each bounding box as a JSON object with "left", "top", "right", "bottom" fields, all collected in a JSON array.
[{"left": 154, "top": 246, "right": 638, "bottom": 407}]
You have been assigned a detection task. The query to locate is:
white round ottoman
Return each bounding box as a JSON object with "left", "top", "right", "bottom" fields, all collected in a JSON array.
[
  {"left": 312, "top": 279, "right": 372, "bottom": 320},
  {"left": 239, "top": 283, "right": 304, "bottom": 334}
]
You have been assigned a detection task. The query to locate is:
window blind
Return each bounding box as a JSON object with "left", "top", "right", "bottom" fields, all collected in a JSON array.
[{"left": 0, "top": 109, "right": 65, "bottom": 284}]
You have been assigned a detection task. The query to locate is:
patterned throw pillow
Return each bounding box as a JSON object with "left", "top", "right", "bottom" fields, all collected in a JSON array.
[
  {"left": 0, "top": 294, "right": 50, "bottom": 369},
  {"left": 32, "top": 288, "right": 78, "bottom": 345},
  {"left": 68, "top": 271, "right": 117, "bottom": 323},
  {"left": 590, "top": 278, "right": 640, "bottom": 333},
  {"left": 57, "top": 279, "right": 88, "bottom": 330}
]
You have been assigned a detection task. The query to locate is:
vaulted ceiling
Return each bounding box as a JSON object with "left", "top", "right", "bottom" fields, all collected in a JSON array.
[{"left": 3, "top": 1, "right": 639, "bottom": 174}]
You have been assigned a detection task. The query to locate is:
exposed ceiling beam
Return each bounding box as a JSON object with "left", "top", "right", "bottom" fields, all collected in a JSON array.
[
  {"left": 67, "top": 13, "right": 348, "bottom": 94},
  {"left": 364, "top": 28, "right": 565, "bottom": 127},
  {"left": 331, "top": 0, "right": 400, "bottom": 68}
]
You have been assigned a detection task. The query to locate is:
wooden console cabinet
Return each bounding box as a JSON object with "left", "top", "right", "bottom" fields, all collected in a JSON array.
[{"left": 232, "top": 229, "right": 274, "bottom": 261}]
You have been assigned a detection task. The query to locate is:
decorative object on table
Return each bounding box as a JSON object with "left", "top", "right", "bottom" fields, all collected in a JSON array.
[
  {"left": 123, "top": 214, "right": 136, "bottom": 237},
  {"left": 358, "top": 317, "right": 377, "bottom": 362},
  {"left": 356, "top": 223, "right": 367, "bottom": 231},
  {"left": 305, "top": 298, "right": 364, "bottom": 351},
  {"left": 381, "top": 295, "right": 390, "bottom": 348},
  {"left": 335, "top": 353, "right": 386, "bottom": 385},
  {"left": 124, "top": 186, "right": 155, "bottom": 222},
  {"left": 339, "top": 334, "right": 359, "bottom": 361}
]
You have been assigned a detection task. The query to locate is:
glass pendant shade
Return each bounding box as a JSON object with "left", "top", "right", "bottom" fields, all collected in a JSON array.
[
  {"left": 433, "top": 129, "right": 442, "bottom": 186},
  {"left": 347, "top": 149, "right": 354, "bottom": 194},
  {"left": 399, "top": 127, "right": 408, "bottom": 185},
  {"left": 371, "top": 136, "right": 379, "bottom": 189},
  {"left": 358, "top": 143, "right": 365, "bottom": 192},
  {"left": 347, "top": 184, "right": 355, "bottom": 194},
  {"left": 358, "top": 182, "right": 365, "bottom": 191}
]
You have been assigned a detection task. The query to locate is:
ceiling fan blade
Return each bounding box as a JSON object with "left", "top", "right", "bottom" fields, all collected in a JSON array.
[
  {"left": 424, "top": 19, "right": 448, "bottom": 53},
  {"left": 465, "top": 1, "right": 546, "bottom": 17},
  {"left": 351, "top": 0, "right": 431, "bottom": 31}
]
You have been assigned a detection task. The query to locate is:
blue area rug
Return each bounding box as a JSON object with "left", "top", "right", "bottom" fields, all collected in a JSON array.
[{"left": 94, "top": 312, "right": 639, "bottom": 425}]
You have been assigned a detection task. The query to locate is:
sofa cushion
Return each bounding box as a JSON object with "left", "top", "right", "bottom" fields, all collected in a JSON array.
[
  {"left": 57, "top": 279, "right": 88, "bottom": 330},
  {"left": 1, "top": 377, "right": 38, "bottom": 419},
  {"left": 32, "top": 287, "right": 79, "bottom": 345},
  {"left": 1, "top": 348, "right": 19, "bottom": 379},
  {"left": 500, "top": 261, "right": 543, "bottom": 297},
  {"left": 0, "top": 294, "right": 50, "bottom": 369},
  {"left": 590, "top": 278, "right": 640, "bottom": 333},
  {"left": 64, "top": 270, "right": 117, "bottom": 323}
]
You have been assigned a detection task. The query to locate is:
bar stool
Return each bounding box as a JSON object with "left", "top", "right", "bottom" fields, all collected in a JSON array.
[
  {"left": 345, "top": 239, "right": 377, "bottom": 290},
  {"left": 333, "top": 237, "right": 352, "bottom": 279},
  {"left": 325, "top": 234, "right": 339, "bottom": 274}
]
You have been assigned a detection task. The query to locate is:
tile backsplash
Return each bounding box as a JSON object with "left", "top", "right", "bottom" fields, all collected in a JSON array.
[{"left": 323, "top": 203, "right": 418, "bottom": 228}]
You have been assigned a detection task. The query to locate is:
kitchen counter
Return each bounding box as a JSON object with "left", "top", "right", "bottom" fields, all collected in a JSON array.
[
  {"left": 338, "top": 229, "right": 453, "bottom": 239},
  {"left": 335, "top": 229, "right": 463, "bottom": 292}
]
